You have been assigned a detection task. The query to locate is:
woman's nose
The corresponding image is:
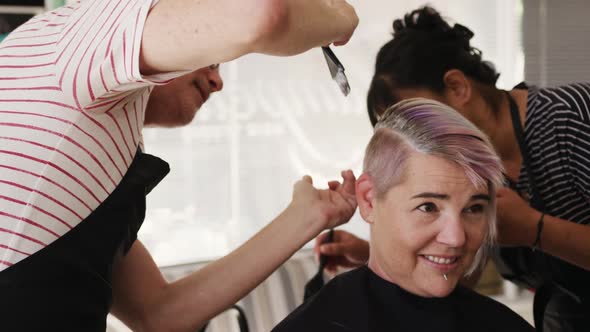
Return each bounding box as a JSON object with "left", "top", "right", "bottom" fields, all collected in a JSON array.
[{"left": 436, "top": 216, "right": 466, "bottom": 248}]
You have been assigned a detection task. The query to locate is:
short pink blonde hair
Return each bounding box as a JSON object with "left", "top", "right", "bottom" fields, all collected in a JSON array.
[{"left": 363, "top": 98, "right": 504, "bottom": 274}]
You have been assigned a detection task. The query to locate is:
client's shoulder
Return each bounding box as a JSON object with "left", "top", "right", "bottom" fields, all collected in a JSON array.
[
  {"left": 271, "top": 266, "right": 370, "bottom": 332},
  {"left": 454, "top": 286, "right": 535, "bottom": 331}
]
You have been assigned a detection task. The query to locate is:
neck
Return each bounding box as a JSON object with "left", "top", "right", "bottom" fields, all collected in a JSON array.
[{"left": 367, "top": 252, "right": 391, "bottom": 283}]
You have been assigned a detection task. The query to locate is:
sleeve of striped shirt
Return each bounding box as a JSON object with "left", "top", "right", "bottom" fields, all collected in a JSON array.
[
  {"left": 554, "top": 83, "right": 590, "bottom": 200},
  {"left": 56, "top": 0, "right": 189, "bottom": 113}
]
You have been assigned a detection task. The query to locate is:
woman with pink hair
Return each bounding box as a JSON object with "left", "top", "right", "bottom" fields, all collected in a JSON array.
[{"left": 273, "top": 98, "right": 533, "bottom": 332}]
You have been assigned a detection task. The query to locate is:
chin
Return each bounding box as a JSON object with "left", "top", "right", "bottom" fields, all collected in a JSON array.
[
  {"left": 153, "top": 117, "right": 195, "bottom": 128},
  {"left": 178, "top": 114, "right": 197, "bottom": 126},
  {"left": 167, "top": 108, "right": 198, "bottom": 127},
  {"left": 144, "top": 106, "right": 199, "bottom": 128},
  {"left": 431, "top": 284, "right": 456, "bottom": 297},
  {"left": 419, "top": 278, "right": 457, "bottom": 298}
]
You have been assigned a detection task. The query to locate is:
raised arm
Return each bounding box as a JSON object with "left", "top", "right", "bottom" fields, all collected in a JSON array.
[
  {"left": 111, "top": 171, "right": 357, "bottom": 331},
  {"left": 140, "top": 0, "right": 359, "bottom": 74}
]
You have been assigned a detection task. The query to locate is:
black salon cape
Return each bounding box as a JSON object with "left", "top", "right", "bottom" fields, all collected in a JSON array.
[{"left": 273, "top": 265, "right": 534, "bottom": 332}]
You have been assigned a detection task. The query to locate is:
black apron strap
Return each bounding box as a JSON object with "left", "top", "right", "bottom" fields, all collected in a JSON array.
[
  {"left": 533, "top": 284, "right": 554, "bottom": 332},
  {"left": 507, "top": 91, "right": 544, "bottom": 208}
]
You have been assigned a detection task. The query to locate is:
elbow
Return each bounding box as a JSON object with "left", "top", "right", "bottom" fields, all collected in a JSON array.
[
  {"left": 137, "top": 287, "right": 211, "bottom": 332},
  {"left": 120, "top": 288, "right": 177, "bottom": 332},
  {"left": 140, "top": 313, "right": 209, "bottom": 332},
  {"left": 136, "top": 310, "right": 175, "bottom": 332},
  {"left": 138, "top": 301, "right": 178, "bottom": 332}
]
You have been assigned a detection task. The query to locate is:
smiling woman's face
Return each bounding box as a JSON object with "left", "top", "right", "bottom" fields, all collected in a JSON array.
[{"left": 368, "top": 151, "right": 491, "bottom": 298}]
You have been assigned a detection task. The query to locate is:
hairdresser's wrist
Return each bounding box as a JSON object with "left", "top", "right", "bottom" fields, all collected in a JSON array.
[
  {"left": 282, "top": 202, "right": 326, "bottom": 241},
  {"left": 528, "top": 210, "right": 545, "bottom": 250},
  {"left": 522, "top": 209, "right": 543, "bottom": 247}
]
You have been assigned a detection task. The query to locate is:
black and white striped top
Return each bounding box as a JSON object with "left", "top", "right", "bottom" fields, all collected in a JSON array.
[{"left": 516, "top": 82, "right": 590, "bottom": 225}]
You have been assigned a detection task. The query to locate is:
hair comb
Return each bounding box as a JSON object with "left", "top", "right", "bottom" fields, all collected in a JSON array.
[{"left": 321, "top": 46, "right": 350, "bottom": 96}]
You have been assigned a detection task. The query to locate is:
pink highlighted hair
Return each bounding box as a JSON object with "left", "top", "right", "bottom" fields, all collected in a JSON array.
[{"left": 363, "top": 98, "right": 504, "bottom": 275}]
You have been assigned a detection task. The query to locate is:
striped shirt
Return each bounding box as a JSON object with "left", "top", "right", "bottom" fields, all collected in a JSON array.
[
  {"left": 0, "top": 0, "right": 184, "bottom": 271},
  {"left": 516, "top": 83, "right": 590, "bottom": 225}
]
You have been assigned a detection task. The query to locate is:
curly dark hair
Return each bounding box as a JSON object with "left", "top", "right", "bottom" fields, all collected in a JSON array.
[{"left": 367, "top": 6, "right": 501, "bottom": 126}]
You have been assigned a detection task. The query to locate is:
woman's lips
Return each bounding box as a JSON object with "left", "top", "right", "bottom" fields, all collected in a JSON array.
[{"left": 420, "top": 254, "right": 460, "bottom": 273}]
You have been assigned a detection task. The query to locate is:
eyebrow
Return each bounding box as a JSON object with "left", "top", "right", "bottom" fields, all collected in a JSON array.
[
  {"left": 411, "top": 192, "right": 491, "bottom": 201},
  {"left": 411, "top": 193, "right": 448, "bottom": 200},
  {"left": 471, "top": 194, "right": 491, "bottom": 201}
]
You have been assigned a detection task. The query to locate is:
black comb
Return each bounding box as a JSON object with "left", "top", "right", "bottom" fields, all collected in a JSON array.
[{"left": 303, "top": 229, "right": 335, "bottom": 301}]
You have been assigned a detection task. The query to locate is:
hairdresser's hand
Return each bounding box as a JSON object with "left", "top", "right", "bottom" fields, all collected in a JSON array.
[
  {"left": 255, "top": 0, "right": 358, "bottom": 56},
  {"left": 321, "top": 0, "right": 358, "bottom": 46},
  {"left": 495, "top": 187, "right": 541, "bottom": 247},
  {"left": 314, "top": 229, "right": 369, "bottom": 274},
  {"left": 289, "top": 170, "right": 357, "bottom": 235}
]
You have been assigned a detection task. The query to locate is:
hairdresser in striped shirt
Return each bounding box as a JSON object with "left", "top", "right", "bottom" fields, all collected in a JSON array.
[
  {"left": 0, "top": 0, "right": 358, "bottom": 330},
  {"left": 316, "top": 6, "right": 590, "bottom": 332}
]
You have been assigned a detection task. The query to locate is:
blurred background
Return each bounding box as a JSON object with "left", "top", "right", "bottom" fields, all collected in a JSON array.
[
  {"left": 3, "top": 0, "right": 589, "bottom": 330},
  {"left": 141, "top": 0, "right": 525, "bottom": 267}
]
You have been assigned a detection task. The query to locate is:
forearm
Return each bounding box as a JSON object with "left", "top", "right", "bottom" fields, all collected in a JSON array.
[
  {"left": 141, "top": 0, "right": 285, "bottom": 74},
  {"left": 112, "top": 174, "right": 356, "bottom": 331},
  {"left": 540, "top": 214, "right": 590, "bottom": 270},
  {"left": 151, "top": 206, "right": 322, "bottom": 331},
  {"left": 253, "top": 0, "right": 358, "bottom": 56},
  {"left": 140, "top": 0, "right": 357, "bottom": 74}
]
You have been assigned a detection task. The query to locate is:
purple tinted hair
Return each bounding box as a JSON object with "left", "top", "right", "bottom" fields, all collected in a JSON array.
[{"left": 363, "top": 98, "right": 504, "bottom": 274}]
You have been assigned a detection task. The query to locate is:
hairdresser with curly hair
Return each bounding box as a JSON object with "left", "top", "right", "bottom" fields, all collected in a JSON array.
[{"left": 315, "top": 6, "right": 590, "bottom": 331}]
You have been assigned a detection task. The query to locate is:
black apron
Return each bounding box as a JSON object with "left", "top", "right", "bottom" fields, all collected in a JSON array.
[{"left": 0, "top": 149, "right": 169, "bottom": 332}]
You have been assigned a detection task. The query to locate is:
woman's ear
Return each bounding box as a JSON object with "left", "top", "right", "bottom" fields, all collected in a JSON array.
[
  {"left": 356, "top": 173, "right": 376, "bottom": 224},
  {"left": 442, "top": 69, "right": 472, "bottom": 108}
]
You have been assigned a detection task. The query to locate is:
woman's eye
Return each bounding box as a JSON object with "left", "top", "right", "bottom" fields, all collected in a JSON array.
[
  {"left": 465, "top": 204, "right": 485, "bottom": 214},
  {"left": 417, "top": 203, "right": 437, "bottom": 213}
]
